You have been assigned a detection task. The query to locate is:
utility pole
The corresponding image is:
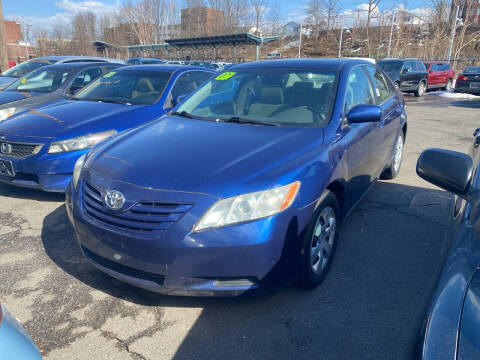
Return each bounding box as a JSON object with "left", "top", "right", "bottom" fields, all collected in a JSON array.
[
  {"left": 338, "top": 15, "right": 344, "bottom": 58},
  {"left": 387, "top": 11, "right": 395, "bottom": 58},
  {"left": 298, "top": 22, "right": 302, "bottom": 58},
  {"left": 447, "top": 5, "right": 460, "bottom": 63},
  {"left": 0, "top": 0, "right": 8, "bottom": 72}
]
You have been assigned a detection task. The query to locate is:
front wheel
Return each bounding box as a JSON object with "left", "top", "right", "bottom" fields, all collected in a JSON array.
[
  {"left": 381, "top": 132, "right": 404, "bottom": 180},
  {"left": 415, "top": 81, "right": 426, "bottom": 97},
  {"left": 298, "top": 191, "right": 340, "bottom": 289}
]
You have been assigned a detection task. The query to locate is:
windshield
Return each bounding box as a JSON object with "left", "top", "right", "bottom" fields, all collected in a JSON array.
[
  {"left": 464, "top": 66, "right": 480, "bottom": 74},
  {"left": 72, "top": 70, "right": 171, "bottom": 105},
  {"left": 5, "top": 67, "right": 70, "bottom": 93},
  {"left": 176, "top": 69, "right": 337, "bottom": 126},
  {"left": 2, "top": 60, "right": 51, "bottom": 78},
  {"left": 378, "top": 61, "right": 403, "bottom": 72}
]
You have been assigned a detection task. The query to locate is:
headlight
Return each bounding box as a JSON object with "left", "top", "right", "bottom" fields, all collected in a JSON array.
[
  {"left": 48, "top": 130, "right": 117, "bottom": 154},
  {"left": 0, "top": 107, "right": 15, "bottom": 121},
  {"left": 193, "top": 181, "right": 301, "bottom": 232},
  {"left": 72, "top": 154, "right": 86, "bottom": 189}
]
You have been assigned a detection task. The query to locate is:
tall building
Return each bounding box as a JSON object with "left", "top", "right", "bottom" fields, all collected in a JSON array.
[{"left": 181, "top": 7, "right": 225, "bottom": 37}]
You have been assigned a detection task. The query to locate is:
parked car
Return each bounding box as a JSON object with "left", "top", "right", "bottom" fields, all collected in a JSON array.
[
  {"left": 423, "top": 61, "right": 455, "bottom": 91},
  {"left": 0, "top": 56, "right": 124, "bottom": 90},
  {"left": 126, "top": 57, "right": 166, "bottom": 65},
  {"left": 454, "top": 66, "right": 480, "bottom": 95},
  {"left": 0, "top": 62, "right": 122, "bottom": 121},
  {"left": 0, "top": 65, "right": 215, "bottom": 192},
  {"left": 0, "top": 304, "right": 42, "bottom": 359},
  {"left": 66, "top": 59, "right": 407, "bottom": 296},
  {"left": 378, "top": 58, "right": 428, "bottom": 97},
  {"left": 415, "top": 130, "right": 480, "bottom": 359}
]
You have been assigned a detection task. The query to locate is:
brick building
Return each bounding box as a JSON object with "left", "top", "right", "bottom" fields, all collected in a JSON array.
[
  {"left": 181, "top": 7, "right": 225, "bottom": 37},
  {"left": 3, "top": 20, "right": 35, "bottom": 62}
]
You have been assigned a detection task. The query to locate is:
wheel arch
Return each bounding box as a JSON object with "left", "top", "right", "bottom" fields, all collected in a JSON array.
[{"left": 326, "top": 180, "right": 345, "bottom": 220}]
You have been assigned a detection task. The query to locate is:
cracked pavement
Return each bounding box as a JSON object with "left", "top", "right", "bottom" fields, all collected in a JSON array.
[{"left": 0, "top": 94, "right": 479, "bottom": 360}]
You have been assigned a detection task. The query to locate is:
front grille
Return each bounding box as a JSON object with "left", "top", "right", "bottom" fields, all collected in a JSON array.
[
  {"left": 82, "top": 246, "right": 165, "bottom": 285},
  {"left": 0, "top": 142, "right": 42, "bottom": 159},
  {"left": 82, "top": 181, "right": 192, "bottom": 236}
]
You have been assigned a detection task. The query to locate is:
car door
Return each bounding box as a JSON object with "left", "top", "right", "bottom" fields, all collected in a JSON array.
[
  {"left": 364, "top": 65, "right": 402, "bottom": 175},
  {"left": 400, "top": 61, "right": 416, "bottom": 89},
  {"left": 343, "top": 65, "right": 379, "bottom": 209},
  {"left": 428, "top": 64, "right": 440, "bottom": 87},
  {"left": 438, "top": 64, "right": 450, "bottom": 85}
]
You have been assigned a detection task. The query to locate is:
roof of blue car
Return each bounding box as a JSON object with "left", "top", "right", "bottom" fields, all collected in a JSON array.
[
  {"left": 40, "top": 62, "right": 120, "bottom": 70},
  {"left": 230, "top": 58, "right": 371, "bottom": 71},
  {"left": 120, "top": 64, "right": 212, "bottom": 72}
]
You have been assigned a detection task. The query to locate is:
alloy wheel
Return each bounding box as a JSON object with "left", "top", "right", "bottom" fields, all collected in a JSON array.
[
  {"left": 393, "top": 134, "right": 404, "bottom": 173},
  {"left": 310, "top": 206, "right": 336, "bottom": 274}
]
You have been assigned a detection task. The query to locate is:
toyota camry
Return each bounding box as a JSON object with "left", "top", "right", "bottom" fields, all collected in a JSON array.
[{"left": 66, "top": 59, "right": 407, "bottom": 296}]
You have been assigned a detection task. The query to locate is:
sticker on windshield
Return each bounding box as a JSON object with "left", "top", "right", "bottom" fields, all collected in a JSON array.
[
  {"left": 21, "top": 77, "right": 26, "bottom": 84},
  {"left": 103, "top": 72, "right": 116, "bottom": 78},
  {"left": 216, "top": 72, "right": 235, "bottom": 80},
  {"left": 375, "top": 88, "right": 380, "bottom": 97}
]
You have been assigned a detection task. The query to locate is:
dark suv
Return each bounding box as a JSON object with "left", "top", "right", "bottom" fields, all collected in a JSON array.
[{"left": 377, "top": 58, "right": 428, "bottom": 97}]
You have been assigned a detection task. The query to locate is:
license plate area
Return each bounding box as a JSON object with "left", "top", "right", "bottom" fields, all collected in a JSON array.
[
  {"left": 470, "top": 82, "right": 480, "bottom": 88},
  {"left": 0, "top": 159, "right": 15, "bottom": 177}
]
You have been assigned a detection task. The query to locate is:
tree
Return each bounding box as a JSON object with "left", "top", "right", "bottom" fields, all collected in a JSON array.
[
  {"left": 251, "top": 0, "right": 268, "bottom": 35},
  {"left": 366, "top": 0, "right": 381, "bottom": 55},
  {"left": 72, "top": 11, "right": 97, "bottom": 55},
  {"left": 0, "top": 0, "right": 8, "bottom": 71},
  {"left": 308, "top": 0, "right": 322, "bottom": 49},
  {"left": 268, "top": 0, "right": 281, "bottom": 36}
]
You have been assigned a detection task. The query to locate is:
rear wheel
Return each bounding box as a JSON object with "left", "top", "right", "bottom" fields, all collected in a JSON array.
[
  {"left": 298, "top": 191, "right": 340, "bottom": 289},
  {"left": 415, "top": 81, "right": 425, "bottom": 97},
  {"left": 381, "top": 132, "right": 404, "bottom": 180},
  {"left": 444, "top": 79, "right": 452, "bottom": 91}
]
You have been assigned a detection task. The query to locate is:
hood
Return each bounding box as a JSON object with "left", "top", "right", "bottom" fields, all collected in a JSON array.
[
  {"left": 0, "top": 90, "right": 42, "bottom": 105},
  {"left": 0, "top": 76, "right": 17, "bottom": 89},
  {"left": 88, "top": 115, "right": 324, "bottom": 198},
  {"left": 0, "top": 91, "right": 63, "bottom": 113},
  {"left": 0, "top": 100, "right": 145, "bottom": 139}
]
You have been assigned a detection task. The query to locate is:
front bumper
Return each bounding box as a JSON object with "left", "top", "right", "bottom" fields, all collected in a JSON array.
[
  {"left": 66, "top": 172, "right": 308, "bottom": 297},
  {"left": 0, "top": 148, "right": 88, "bottom": 192}
]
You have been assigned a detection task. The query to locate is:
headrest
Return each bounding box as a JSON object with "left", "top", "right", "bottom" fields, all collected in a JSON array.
[
  {"left": 136, "top": 78, "right": 154, "bottom": 93},
  {"left": 260, "top": 87, "right": 284, "bottom": 104},
  {"left": 287, "top": 81, "right": 314, "bottom": 106}
]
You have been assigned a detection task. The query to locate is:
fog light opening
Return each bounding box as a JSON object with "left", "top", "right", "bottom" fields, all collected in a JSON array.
[{"left": 213, "top": 278, "right": 257, "bottom": 287}]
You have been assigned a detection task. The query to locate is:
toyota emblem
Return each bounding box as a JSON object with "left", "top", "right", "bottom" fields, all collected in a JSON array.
[{"left": 105, "top": 190, "right": 125, "bottom": 210}]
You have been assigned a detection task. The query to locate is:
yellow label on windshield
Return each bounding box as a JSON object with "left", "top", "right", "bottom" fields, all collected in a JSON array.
[
  {"left": 216, "top": 72, "right": 235, "bottom": 80},
  {"left": 103, "top": 72, "right": 116, "bottom": 78},
  {"left": 21, "top": 77, "right": 26, "bottom": 84}
]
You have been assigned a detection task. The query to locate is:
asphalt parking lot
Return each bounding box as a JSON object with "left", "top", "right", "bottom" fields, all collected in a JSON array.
[{"left": 0, "top": 93, "right": 479, "bottom": 360}]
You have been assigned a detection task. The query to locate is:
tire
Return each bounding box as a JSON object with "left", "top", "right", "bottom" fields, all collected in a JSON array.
[
  {"left": 415, "top": 81, "right": 426, "bottom": 97},
  {"left": 298, "top": 191, "right": 340, "bottom": 289},
  {"left": 381, "top": 131, "right": 404, "bottom": 180},
  {"left": 444, "top": 79, "right": 452, "bottom": 91}
]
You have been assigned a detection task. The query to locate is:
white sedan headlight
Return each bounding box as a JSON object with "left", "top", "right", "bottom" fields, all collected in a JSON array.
[
  {"left": 193, "top": 181, "right": 301, "bottom": 232},
  {"left": 72, "top": 154, "right": 86, "bottom": 189},
  {"left": 0, "top": 107, "right": 16, "bottom": 121},
  {"left": 48, "top": 130, "right": 116, "bottom": 154}
]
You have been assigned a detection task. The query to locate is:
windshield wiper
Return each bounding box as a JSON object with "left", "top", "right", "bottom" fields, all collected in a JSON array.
[
  {"left": 222, "top": 116, "right": 280, "bottom": 126},
  {"left": 171, "top": 111, "right": 198, "bottom": 119},
  {"left": 88, "top": 98, "right": 130, "bottom": 105}
]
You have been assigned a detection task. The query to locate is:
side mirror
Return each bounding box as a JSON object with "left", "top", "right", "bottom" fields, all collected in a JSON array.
[
  {"left": 347, "top": 104, "right": 382, "bottom": 124},
  {"left": 402, "top": 68, "right": 410, "bottom": 74},
  {"left": 416, "top": 148, "right": 473, "bottom": 196},
  {"left": 171, "top": 94, "right": 187, "bottom": 107},
  {"left": 68, "top": 86, "right": 82, "bottom": 95},
  {"left": 429, "top": 69, "right": 434, "bottom": 73}
]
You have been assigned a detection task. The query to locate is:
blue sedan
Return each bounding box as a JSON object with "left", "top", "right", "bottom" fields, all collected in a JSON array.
[
  {"left": 0, "top": 65, "right": 215, "bottom": 192},
  {"left": 66, "top": 59, "right": 407, "bottom": 296}
]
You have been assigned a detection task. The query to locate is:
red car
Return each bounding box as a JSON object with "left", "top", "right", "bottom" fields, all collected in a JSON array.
[{"left": 423, "top": 61, "right": 456, "bottom": 91}]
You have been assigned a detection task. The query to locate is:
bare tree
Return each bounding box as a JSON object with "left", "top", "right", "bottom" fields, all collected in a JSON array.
[
  {"left": 72, "top": 11, "right": 97, "bottom": 55},
  {"left": 366, "top": 0, "right": 381, "bottom": 55},
  {"left": 322, "top": 0, "right": 338, "bottom": 29},
  {"left": 268, "top": 0, "right": 281, "bottom": 36},
  {"left": 251, "top": 0, "right": 268, "bottom": 35},
  {"left": 308, "top": 0, "right": 322, "bottom": 49}
]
